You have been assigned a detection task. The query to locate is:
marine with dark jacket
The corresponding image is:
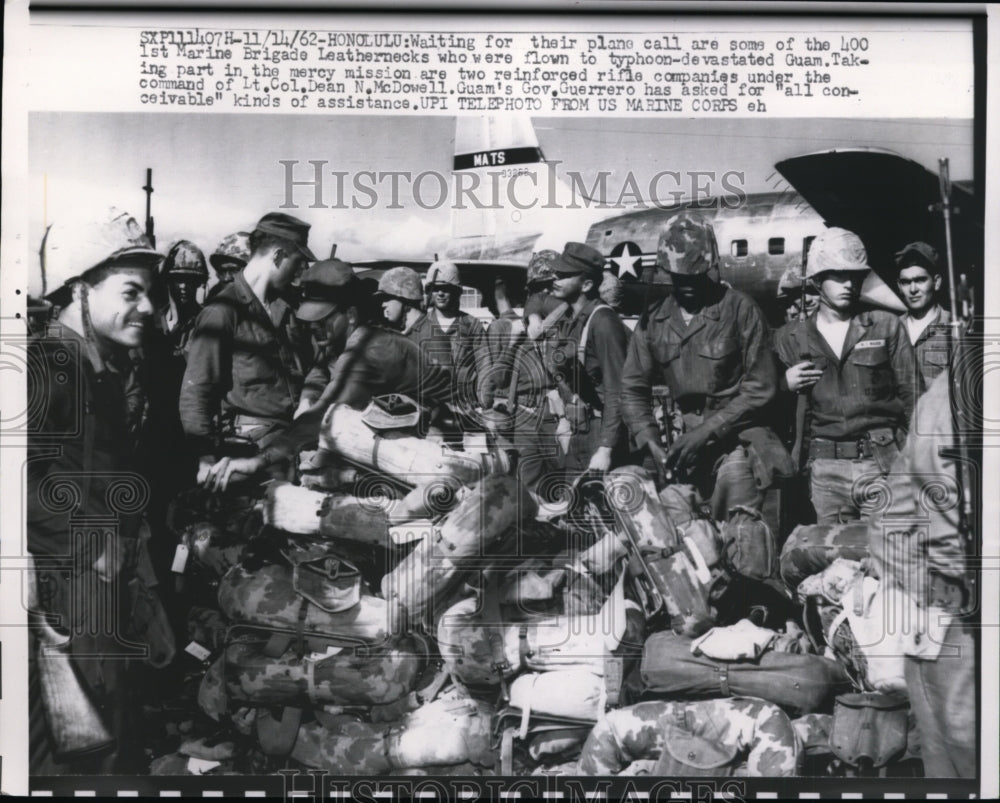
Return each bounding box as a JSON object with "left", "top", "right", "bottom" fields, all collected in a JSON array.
[
  {"left": 28, "top": 208, "right": 165, "bottom": 773},
  {"left": 410, "top": 260, "right": 488, "bottom": 417},
  {"left": 895, "top": 240, "right": 952, "bottom": 385},
  {"left": 620, "top": 212, "right": 780, "bottom": 520},
  {"left": 179, "top": 212, "right": 316, "bottom": 492},
  {"left": 774, "top": 227, "right": 922, "bottom": 524},
  {"left": 544, "top": 241, "right": 631, "bottom": 479}
]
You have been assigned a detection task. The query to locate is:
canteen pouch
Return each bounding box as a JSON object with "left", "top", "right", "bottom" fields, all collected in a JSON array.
[
  {"left": 830, "top": 691, "right": 908, "bottom": 769},
  {"left": 290, "top": 554, "right": 362, "bottom": 614},
  {"left": 653, "top": 723, "right": 739, "bottom": 777}
]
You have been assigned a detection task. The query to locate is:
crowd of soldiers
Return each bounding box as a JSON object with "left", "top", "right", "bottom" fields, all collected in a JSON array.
[{"left": 25, "top": 204, "right": 975, "bottom": 781}]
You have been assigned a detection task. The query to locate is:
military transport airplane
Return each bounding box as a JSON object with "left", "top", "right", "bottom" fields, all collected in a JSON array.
[{"left": 354, "top": 117, "right": 980, "bottom": 327}]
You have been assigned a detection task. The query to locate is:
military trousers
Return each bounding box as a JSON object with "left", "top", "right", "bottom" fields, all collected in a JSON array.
[
  {"left": 808, "top": 456, "right": 892, "bottom": 524},
  {"left": 905, "top": 619, "right": 976, "bottom": 778}
]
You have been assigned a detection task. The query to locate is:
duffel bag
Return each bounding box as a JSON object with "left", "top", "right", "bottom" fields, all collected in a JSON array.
[
  {"left": 320, "top": 403, "right": 502, "bottom": 488},
  {"left": 577, "top": 697, "right": 799, "bottom": 777},
  {"left": 640, "top": 631, "right": 850, "bottom": 717},
  {"left": 218, "top": 562, "right": 396, "bottom": 643},
  {"left": 223, "top": 624, "right": 428, "bottom": 707},
  {"left": 780, "top": 522, "right": 870, "bottom": 593},
  {"left": 437, "top": 576, "right": 645, "bottom": 687},
  {"left": 508, "top": 670, "right": 606, "bottom": 722},
  {"left": 605, "top": 467, "right": 681, "bottom": 554},
  {"left": 289, "top": 688, "right": 495, "bottom": 774},
  {"left": 381, "top": 474, "right": 536, "bottom": 625}
]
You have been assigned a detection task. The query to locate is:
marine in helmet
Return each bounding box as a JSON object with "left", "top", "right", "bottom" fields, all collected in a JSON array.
[
  {"left": 543, "top": 241, "right": 631, "bottom": 480},
  {"left": 776, "top": 265, "right": 820, "bottom": 323},
  {"left": 207, "top": 231, "right": 251, "bottom": 298},
  {"left": 478, "top": 249, "right": 567, "bottom": 497},
  {"left": 179, "top": 212, "right": 316, "bottom": 492},
  {"left": 27, "top": 207, "right": 164, "bottom": 773},
  {"left": 773, "top": 226, "right": 922, "bottom": 524},
  {"left": 138, "top": 241, "right": 210, "bottom": 520},
  {"left": 409, "top": 260, "right": 488, "bottom": 423},
  {"left": 895, "top": 241, "right": 952, "bottom": 385},
  {"left": 160, "top": 239, "right": 209, "bottom": 340},
  {"left": 620, "top": 211, "right": 780, "bottom": 520}
]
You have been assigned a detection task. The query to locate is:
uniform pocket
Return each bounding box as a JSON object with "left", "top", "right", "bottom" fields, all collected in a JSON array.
[
  {"left": 849, "top": 347, "right": 893, "bottom": 399},
  {"left": 698, "top": 338, "right": 741, "bottom": 388}
]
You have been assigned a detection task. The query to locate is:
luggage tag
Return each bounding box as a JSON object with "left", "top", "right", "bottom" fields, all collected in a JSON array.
[
  {"left": 185, "top": 641, "right": 212, "bottom": 662},
  {"left": 171, "top": 544, "right": 190, "bottom": 574},
  {"left": 186, "top": 756, "right": 221, "bottom": 775}
]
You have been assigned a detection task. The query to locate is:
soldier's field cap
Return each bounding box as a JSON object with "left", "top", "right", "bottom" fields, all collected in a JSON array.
[
  {"left": 894, "top": 241, "right": 940, "bottom": 273},
  {"left": 527, "top": 249, "right": 559, "bottom": 287},
  {"left": 550, "top": 242, "right": 605, "bottom": 279},
  {"left": 805, "top": 227, "right": 870, "bottom": 279},
  {"left": 252, "top": 212, "right": 317, "bottom": 261},
  {"left": 296, "top": 258, "right": 358, "bottom": 322},
  {"left": 656, "top": 211, "right": 718, "bottom": 276},
  {"left": 376, "top": 266, "right": 424, "bottom": 302}
]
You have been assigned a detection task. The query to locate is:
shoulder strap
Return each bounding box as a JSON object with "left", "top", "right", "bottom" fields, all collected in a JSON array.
[{"left": 578, "top": 304, "right": 612, "bottom": 366}]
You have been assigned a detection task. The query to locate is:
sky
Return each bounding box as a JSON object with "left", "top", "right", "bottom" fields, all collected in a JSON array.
[{"left": 26, "top": 113, "right": 974, "bottom": 295}]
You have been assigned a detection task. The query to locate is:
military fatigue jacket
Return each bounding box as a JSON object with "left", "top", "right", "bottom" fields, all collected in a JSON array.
[
  {"left": 902, "top": 305, "right": 952, "bottom": 386},
  {"left": 179, "top": 272, "right": 304, "bottom": 454},
  {"left": 620, "top": 285, "right": 777, "bottom": 450},
  {"left": 405, "top": 309, "right": 486, "bottom": 410},
  {"left": 27, "top": 325, "right": 146, "bottom": 558},
  {"left": 774, "top": 309, "right": 921, "bottom": 442},
  {"left": 547, "top": 297, "right": 630, "bottom": 450}
]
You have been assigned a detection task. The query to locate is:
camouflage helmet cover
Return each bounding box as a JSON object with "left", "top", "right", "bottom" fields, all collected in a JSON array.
[
  {"left": 162, "top": 239, "right": 209, "bottom": 281},
  {"left": 527, "top": 249, "right": 559, "bottom": 286},
  {"left": 656, "top": 211, "right": 719, "bottom": 275},
  {"left": 806, "top": 227, "right": 870, "bottom": 279},
  {"left": 210, "top": 231, "right": 252, "bottom": 270},
  {"left": 41, "top": 207, "right": 161, "bottom": 301},
  {"left": 377, "top": 266, "right": 424, "bottom": 302},
  {"left": 426, "top": 260, "right": 462, "bottom": 288}
]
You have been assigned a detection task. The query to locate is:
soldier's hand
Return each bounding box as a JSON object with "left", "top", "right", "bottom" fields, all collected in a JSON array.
[
  {"left": 587, "top": 446, "right": 613, "bottom": 474},
  {"left": 786, "top": 360, "right": 823, "bottom": 392},
  {"left": 201, "top": 455, "right": 265, "bottom": 493},
  {"left": 665, "top": 426, "right": 712, "bottom": 475},
  {"left": 647, "top": 441, "right": 671, "bottom": 486}
]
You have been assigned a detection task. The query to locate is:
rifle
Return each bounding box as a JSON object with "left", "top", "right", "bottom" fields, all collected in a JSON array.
[
  {"left": 27, "top": 567, "right": 115, "bottom": 762},
  {"left": 143, "top": 168, "right": 155, "bottom": 247},
  {"left": 934, "top": 157, "right": 977, "bottom": 613},
  {"left": 790, "top": 237, "right": 812, "bottom": 470}
]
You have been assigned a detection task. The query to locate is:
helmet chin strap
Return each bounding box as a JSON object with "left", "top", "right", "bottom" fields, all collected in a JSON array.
[{"left": 78, "top": 283, "right": 108, "bottom": 374}]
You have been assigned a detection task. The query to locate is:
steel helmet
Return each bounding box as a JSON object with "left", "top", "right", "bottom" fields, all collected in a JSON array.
[
  {"left": 377, "top": 266, "right": 424, "bottom": 302},
  {"left": 426, "top": 260, "right": 462, "bottom": 289},
  {"left": 806, "top": 227, "right": 870, "bottom": 279},
  {"left": 527, "top": 249, "right": 559, "bottom": 287},
  {"left": 162, "top": 240, "right": 209, "bottom": 282},
  {"left": 655, "top": 211, "right": 719, "bottom": 276},
  {"left": 40, "top": 207, "right": 161, "bottom": 302},
  {"left": 210, "top": 231, "right": 251, "bottom": 270}
]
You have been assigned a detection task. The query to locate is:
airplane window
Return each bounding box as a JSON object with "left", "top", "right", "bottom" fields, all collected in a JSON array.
[
  {"left": 768, "top": 237, "right": 785, "bottom": 255},
  {"left": 731, "top": 239, "right": 748, "bottom": 257}
]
